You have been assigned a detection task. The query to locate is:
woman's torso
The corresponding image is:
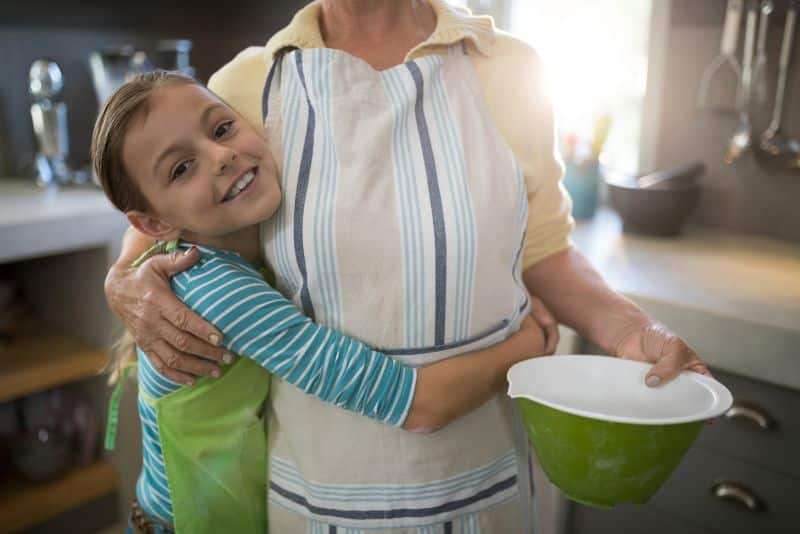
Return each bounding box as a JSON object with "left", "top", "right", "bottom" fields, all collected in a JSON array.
[{"left": 261, "top": 45, "right": 531, "bottom": 529}]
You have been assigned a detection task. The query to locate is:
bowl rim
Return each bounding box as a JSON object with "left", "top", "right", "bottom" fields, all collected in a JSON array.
[
  {"left": 507, "top": 355, "right": 733, "bottom": 425},
  {"left": 604, "top": 177, "right": 700, "bottom": 192}
]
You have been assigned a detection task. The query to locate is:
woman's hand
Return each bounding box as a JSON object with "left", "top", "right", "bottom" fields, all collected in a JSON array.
[
  {"left": 105, "top": 247, "right": 231, "bottom": 385},
  {"left": 611, "top": 320, "right": 712, "bottom": 387}
]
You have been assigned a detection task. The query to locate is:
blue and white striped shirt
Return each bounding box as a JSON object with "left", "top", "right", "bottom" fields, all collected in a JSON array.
[{"left": 136, "top": 242, "right": 417, "bottom": 524}]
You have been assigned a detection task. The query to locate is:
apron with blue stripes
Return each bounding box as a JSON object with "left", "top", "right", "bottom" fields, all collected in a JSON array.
[{"left": 260, "top": 43, "right": 533, "bottom": 533}]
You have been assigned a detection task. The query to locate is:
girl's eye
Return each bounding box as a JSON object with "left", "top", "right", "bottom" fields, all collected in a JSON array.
[
  {"left": 214, "top": 120, "right": 235, "bottom": 139},
  {"left": 171, "top": 160, "right": 192, "bottom": 181}
]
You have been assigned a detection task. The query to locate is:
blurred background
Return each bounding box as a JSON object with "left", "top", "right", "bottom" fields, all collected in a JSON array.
[{"left": 1, "top": 1, "right": 798, "bottom": 533}]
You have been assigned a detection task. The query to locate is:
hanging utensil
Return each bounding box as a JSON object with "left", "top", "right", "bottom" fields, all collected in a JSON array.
[
  {"left": 725, "top": 0, "right": 759, "bottom": 164},
  {"left": 752, "top": 0, "right": 774, "bottom": 106},
  {"left": 755, "top": 0, "right": 800, "bottom": 171},
  {"left": 697, "top": 0, "right": 744, "bottom": 110}
]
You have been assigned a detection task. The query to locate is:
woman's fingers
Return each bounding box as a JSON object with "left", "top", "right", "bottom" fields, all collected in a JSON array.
[
  {"left": 153, "top": 246, "right": 201, "bottom": 277},
  {"left": 644, "top": 330, "right": 706, "bottom": 387},
  {"left": 150, "top": 338, "right": 221, "bottom": 380},
  {"left": 146, "top": 251, "right": 224, "bottom": 347},
  {"left": 529, "top": 297, "right": 559, "bottom": 354},
  {"left": 160, "top": 301, "right": 230, "bottom": 363},
  {"left": 141, "top": 348, "right": 198, "bottom": 386},
  {"left": 614, "top": 321, "right": 713, "bottom": 388}
]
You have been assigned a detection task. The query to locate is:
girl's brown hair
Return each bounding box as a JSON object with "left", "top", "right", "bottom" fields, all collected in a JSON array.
[
  {"left": 91, "top": 70, "right": 199, "bottom": 383},
  {"left": 91, "top": 70, "right": 199, "bottom": 213}
]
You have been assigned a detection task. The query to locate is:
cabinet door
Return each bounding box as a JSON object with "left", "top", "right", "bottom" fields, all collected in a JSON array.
[
  {"left": 699, "top": 369, "right": 800, "bottom": 479},
  {"left": 648, "top": 446, "right": 799, "bottom": 534},
  {"left": 569, "top": 501, "right": 709, "bottom": 534}
]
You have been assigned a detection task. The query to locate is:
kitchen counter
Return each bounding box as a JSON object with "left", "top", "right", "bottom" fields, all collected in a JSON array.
[
  {"left": 0, "top": 179, "right": 127, "bottom": 264},
  {"left": 1, "top": 180, "right": 797, "bottom": 390},
  {"left": 570, "top": 208, "right": 800, "bottom": 391}
]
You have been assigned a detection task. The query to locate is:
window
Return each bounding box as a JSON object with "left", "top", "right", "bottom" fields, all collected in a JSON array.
[{"left": 452, "top": 0, "right": 654, "bottom": 174}]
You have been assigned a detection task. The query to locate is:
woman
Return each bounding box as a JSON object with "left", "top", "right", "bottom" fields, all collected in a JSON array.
[{"left": 105, "top": 1, "right": 709, "bottom": 531}]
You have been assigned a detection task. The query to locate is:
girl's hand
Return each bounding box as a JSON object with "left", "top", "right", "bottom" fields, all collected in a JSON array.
[
  {"left": 529, "top": 296, "right": 559, "bottom": 354},
  {"left": 611, "top": 320, "right": 712, "bottom": 387},
  {"left": 104, "top": 248, "right": 230, "bottom": 384},
  {"left": 403, "top": 315, "right": 547, "bottom": 433},
  {"left": 511, "top": 315, "right": 547, "bottom": 359}
]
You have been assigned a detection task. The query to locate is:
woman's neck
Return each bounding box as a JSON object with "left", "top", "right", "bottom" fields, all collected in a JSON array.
[
  {"left": 319, "top": 0, "right": 437, "bottom": 70},
  {"left": 180, "top": 224, "right": 261, "bottom": 265}
]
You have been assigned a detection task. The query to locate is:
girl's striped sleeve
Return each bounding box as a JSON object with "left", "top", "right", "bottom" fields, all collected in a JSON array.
[{"left": 172, "top": 256, "right": 416, "bottom": 427}]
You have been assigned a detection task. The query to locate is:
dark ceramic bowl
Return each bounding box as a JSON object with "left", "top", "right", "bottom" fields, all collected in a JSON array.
[
  {"left": 11, "top": 428, "right": 73, "bottom": 482},
  {"left": 605, "top": 163, "right": 704, "bottom": 237}
]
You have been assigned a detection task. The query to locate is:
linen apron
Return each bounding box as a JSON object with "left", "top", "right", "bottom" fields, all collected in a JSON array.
[{"left": 261, "top": 44, "right": 534, "bottom": 533}]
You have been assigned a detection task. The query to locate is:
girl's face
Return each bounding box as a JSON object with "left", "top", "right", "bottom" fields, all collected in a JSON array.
[{"left": 122, "top": 83, "right": 281, "bottom": 240}]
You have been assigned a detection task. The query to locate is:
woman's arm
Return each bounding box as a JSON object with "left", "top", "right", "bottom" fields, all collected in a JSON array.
[
  {"left": 173, "top": 247, "right": 546, "bottom": 431},
  {"left": 483, "top": 38, "right": 709, "bottom": 386},
  {"left": 105, "top": 226, "right": 228, "bottom": 384},
  {"left": 523, "top": 247, "right": 710, "bottom": 386}
]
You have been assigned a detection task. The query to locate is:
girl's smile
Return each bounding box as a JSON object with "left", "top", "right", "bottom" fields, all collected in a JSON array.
[{"left": 221, "top": 166, "right": 258, "bottom": 203}]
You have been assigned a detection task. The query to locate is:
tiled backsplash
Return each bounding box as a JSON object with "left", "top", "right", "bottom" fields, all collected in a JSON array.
[{"left": 657, "top": 0, "right": 800, "bottom": 242}]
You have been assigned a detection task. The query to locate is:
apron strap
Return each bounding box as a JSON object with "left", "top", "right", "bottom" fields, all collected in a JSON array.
[
  {"left": 104, "top": 363, "right": 134, "bottom": 451},
  {"left": 131, "top": 239, "right": 181, "bottom": 267}
]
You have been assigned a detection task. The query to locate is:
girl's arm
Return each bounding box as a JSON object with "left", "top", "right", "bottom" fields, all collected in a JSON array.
[
  {"left": 175, "top": 246, "right": 545, "bottom": 432},
  {"left": 406, "top": 316, "right": 543, "bottom": 432}
]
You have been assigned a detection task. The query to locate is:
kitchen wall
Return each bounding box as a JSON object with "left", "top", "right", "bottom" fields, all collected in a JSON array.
[
  {"left": 3, "top": 0, "right": 798, "bottom": 243},
  {"left": 656, "top": 0, "right": 800, "bottom": 242},
  {"left": 0, "top": 0, "right": 307, "bottom": 179}
]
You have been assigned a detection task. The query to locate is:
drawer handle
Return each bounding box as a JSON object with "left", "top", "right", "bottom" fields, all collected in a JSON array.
[
  {"left": 710, "top": 481, "right": 766, "bottom": 513},
  {"left": 724, "top": 401, "right": 778, "bottom": 431}
]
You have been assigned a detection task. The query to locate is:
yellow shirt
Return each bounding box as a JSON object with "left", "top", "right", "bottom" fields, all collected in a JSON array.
[{"left": 208, "top": 0, "right": 573, "bottom": 269}]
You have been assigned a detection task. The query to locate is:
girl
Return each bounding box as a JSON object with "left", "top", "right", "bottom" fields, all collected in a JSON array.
[{"left": 92, "top": 71, "right": 545, "bottom": 534}]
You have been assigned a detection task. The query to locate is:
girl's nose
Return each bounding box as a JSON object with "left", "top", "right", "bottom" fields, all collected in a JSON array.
[{"left": 214, "top": 147, "right": 237, "bottom": 175}]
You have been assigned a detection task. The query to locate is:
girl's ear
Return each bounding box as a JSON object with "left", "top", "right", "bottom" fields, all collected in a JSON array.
[{"left": 127, "top": 211, "right": 180, "bottom": 241}]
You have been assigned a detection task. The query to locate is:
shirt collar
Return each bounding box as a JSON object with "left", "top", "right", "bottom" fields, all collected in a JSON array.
[{"left": 264, "top": 0, "right": 496, "bottom": 60}]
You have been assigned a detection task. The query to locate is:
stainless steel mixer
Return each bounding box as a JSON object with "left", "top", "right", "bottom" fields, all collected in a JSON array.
[{"left": 28, "top": 59, "right": 87, "bottom": 187}]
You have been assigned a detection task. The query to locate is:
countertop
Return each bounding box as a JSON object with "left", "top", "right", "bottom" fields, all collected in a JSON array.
[
  {"left": 1, "top": 179, "right": 797, "bottom": 390},
  {"left": 570, "top": 208, "right": 800, "bottom": 391},
  {"left": 0, "top": 179, "right": 127, "bottom": 264}
]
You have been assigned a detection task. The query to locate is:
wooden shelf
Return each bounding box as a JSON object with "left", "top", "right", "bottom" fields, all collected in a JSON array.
[
  {"left": 0, "top": 334, "right": 107, "bottom": 402},
  {"left": 0, "top": 460, "right": 119, "bottom": 533}
]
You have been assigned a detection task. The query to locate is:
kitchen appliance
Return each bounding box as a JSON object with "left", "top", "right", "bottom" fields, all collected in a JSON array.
[
  {"left": 89, "top": 46, "right": 150, "bottom": 109},
  {"left": 755, "top": 0, "right": 800, "bottom": 171},
  {"left": 508, "top": 355, "right": 733, "bottom": 508},
  {"left": 28, "top": 60, "right": 76, "bottom": 187},
  {"left": 605, "top": 162, "right": 705, "bottom": 237}
]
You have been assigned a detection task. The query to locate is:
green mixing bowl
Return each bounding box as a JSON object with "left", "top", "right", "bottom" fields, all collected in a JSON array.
[{"left": 508, "top": 355, "right": 732, "bottom": 508}]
